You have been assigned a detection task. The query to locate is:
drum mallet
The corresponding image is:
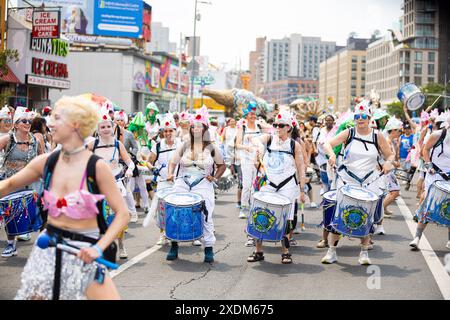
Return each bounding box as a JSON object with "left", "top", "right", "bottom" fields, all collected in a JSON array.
[
  {"left": 300, "top": 202, "right": 306, "bottom": 231},
  {"left": 37, "top": 233, "right": 119, "bottom": 270}
]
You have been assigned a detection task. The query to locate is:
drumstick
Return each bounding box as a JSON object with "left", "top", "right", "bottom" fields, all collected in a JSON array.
[{"left": 300, "top": 202, "right": 306, "bottom": 231}]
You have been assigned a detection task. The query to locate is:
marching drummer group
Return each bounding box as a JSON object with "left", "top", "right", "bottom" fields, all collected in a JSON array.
[{"left": 0, "top": 91, "right": 449, "bottom": 299}]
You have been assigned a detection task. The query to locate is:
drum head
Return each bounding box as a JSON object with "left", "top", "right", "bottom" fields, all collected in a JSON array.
[
  {"left": 407, "top": 93, "right": 425, "bottom": 111},
  {"left": 339, "top": 185, "right": 378, "bottom": 201},
  {"left": 164, "top": 193, "right": 203, "bottom": 206},
  {"left": 253, "top": 191, "right": 291, "bottom": 206},
  {"left": 435, "top": 180, "right": 450, "bottom": 193},
  {"left": 323, "top": 190, "right": 337, "bottom": 201},
  {"left": 156, "top": 188, "right": 173, "bottom": 199}
]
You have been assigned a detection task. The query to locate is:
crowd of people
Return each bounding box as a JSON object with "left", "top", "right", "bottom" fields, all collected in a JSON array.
[{"left": 0, "top": 93, "right": 449, "bottom": 299}]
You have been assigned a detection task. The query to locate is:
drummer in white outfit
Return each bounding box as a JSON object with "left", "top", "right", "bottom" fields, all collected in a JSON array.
[
  {"left": 87, "top": 107, "right": 135, "bottom": 259},
  {"left": 322, "top": 100, "right": 394, "bottom": 265},
  {"left": 410, "top": 113, "right": 450, "bottom": 250},
  {"left": 246, "top": 111, "right": 306, "bottom": 264},
  {"left": 147, "top": 113, "right": 181, "bottom": 245},
  {"left": 166, "top": 106, "right": 226, "bottom": 263}
]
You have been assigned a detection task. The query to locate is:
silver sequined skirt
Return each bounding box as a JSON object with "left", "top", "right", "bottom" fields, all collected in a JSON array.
[{"left": 15, "top": 229, "right": 102, "bottom": 300}]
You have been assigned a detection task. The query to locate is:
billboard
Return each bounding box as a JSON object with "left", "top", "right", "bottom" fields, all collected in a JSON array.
[
  {"left": 19, "top": 0, "right": 143, "bottom": 39},
  {"left": 93, "top": 0, "right": 143, "bottom": 38}
]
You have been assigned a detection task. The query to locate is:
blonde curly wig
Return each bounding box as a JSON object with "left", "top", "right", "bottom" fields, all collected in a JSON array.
[{"left": 54, "top": 95, "right": 100, "bottom": 139}]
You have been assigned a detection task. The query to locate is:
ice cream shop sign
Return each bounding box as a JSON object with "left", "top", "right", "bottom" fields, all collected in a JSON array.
[
  {"left": 27, "top": 58, "right": 70, "bottom": 89},
  {"left": 32, "top": 10, "right": 60, "bottom": 39}
]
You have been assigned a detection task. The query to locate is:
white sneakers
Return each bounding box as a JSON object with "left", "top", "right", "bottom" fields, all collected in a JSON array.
[
  {"left": 130, "top": 212, "right": 138, "bottom": 223},
  {"left": 310, "top": 202, "right": 318, "bottom": 209},
  {"left": 358, "top": 250, "right": 371, "bottom": 265},
  {"left": 156, "top": 233, "right": 169, "bottom": 246},
  {"left": 374, "top": 225, "right": 386, "bottom": 235},
  {"left": 239, "top": 206, "right": 249, "bottom": 219},
  {"left": 119, "top": 247, "right": 128, "bottom": 259},
  {"left": 245, "top": 238, "right": 255, "bottom": 247},
  {"left": 446, "top": 241, "right": 450, "bottom": 250},
  {"left": 409, "top": 237, "right": 420, "bottom": 250},
  {"left": 192, "top": 240, "right": 202, "bottom": 246},
  {"left": 321, "top": 247, "right": 371, "bottom": 265},
  {"left": 321, "top": 247, "right": 337, "bottom": 264}
]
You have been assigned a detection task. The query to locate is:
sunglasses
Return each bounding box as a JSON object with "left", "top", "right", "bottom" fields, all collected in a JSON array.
[
  {"left": 273, "top": 123, "right": 288, "bottom": 129},
  {"left": 164, "top": 130, "right": 174, "bottom": 133},
  {"left": 354, "top": 114, "right": 368, "bottom": 120},
  {"left": 1, "top": 119, "right": 12, "bottom": 124},
  {"left": 17, "top": 119, "right": 32, "bottom": 124}
]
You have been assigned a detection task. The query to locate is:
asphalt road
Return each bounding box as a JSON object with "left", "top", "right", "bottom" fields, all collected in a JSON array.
[{"left": 1, "top": 179, "right": 449, "bottom": 300}]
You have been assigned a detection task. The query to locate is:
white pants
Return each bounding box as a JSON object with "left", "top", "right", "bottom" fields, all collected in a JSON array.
[
  {"left": 173, "top": 179, "right": 216, "bottom": 247},
  {"left": 129, "top": 176, "right": 150, "bottom": 209},
  {"left": 241, "top": 163, "right": 257, "bottom": 208}
]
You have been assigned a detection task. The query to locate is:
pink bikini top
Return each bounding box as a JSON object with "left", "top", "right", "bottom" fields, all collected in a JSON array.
[{"left": 43, "top": 170, "right": 105, "bottom": 220}]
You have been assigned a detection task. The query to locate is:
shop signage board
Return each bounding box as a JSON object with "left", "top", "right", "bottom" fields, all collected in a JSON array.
[{"left": 32, "top": 10, "right": 60, "bottom": 39}]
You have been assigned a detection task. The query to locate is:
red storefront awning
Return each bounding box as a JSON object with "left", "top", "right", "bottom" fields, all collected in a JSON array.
[{"left": 0, "top": 66, "right": 21, "bottom": 84}]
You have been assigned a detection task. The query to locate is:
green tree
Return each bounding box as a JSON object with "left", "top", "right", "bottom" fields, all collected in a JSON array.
[
  {"left": 421, "top": 82, "right": 450, "bottom": 111},
  {"left": 386, "top": 101, "right": 405, "bottom": 120},
  {"left": 0, "top": 49, "right": 19, "bottom": 77}
]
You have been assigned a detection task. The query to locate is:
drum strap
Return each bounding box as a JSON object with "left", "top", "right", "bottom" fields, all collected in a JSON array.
[
  {"left": 53, "top": 247, "right": 62, "bottom": 300},
  {"left": 268, "top": 174, "right": 297, "bottom": 192},
  {"left": 200, "top": 201, "right": 209, "bottom": 222},
  {"left": 431, "top": 163, "right": 450, "bottom": 181},
  {"left": 183, "top": 176, "right": 205, "bottom": 190},
  {"left": 338, "top": 165, "right": 374, "bottom": 185}
]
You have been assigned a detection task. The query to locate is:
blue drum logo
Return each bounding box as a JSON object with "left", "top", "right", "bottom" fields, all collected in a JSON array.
[
  {"left": 252, "top": 207, "right": 276, "bottom": 233},
  {"left": 342, "top": 206, "right": 369, "bottom": 230},
  {"left": 440, "top": 200, "right": 450, "bottom": 221}
]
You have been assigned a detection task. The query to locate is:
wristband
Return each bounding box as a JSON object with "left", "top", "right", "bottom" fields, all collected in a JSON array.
[{"left": 91, "top": 244, "right": 103, "bottom": 258}]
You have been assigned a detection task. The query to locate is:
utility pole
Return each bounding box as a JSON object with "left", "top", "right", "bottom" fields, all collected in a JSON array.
[
  {"left": 0, "top": 0, "right": 6, "bottom": 51},
  {"left": 189, "top": 0, "right": 198, "bottom": 113}
]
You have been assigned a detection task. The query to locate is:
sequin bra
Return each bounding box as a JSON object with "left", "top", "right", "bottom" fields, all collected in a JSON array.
[{"left": 43, "top": 170, "right": 105, "bottom": 220}]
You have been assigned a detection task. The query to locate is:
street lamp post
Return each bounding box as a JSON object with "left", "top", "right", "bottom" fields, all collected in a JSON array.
[{"left": 189, "top": 0, "right": 212, "bottom": 113}]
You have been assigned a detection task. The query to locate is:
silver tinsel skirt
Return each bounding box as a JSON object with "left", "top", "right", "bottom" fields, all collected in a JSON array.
[{"left": 15, "top": 229, "right": 102, "bottom": 300}]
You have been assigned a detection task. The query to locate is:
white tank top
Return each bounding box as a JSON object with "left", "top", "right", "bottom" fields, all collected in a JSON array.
[
  {"left": 225, "top": 127, "right": 237, "bottom": 148},
  {"left": 342, "top": 129, "right": 380, "bottom": 177},
  {"left": 263, "top": 136, "right": 296, "bottom": 186},
  {"left": 154, "top": 138, "right": 180, "bottom": 180},
  {"left": 241, "top": 124, "right": 262, "bottom": 165},
  {"left": 431, "top": 129, "right": 450, "bottom": 173}
]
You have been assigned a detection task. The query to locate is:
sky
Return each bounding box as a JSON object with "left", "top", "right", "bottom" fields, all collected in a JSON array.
[
  {"left": 10, "top": 0, "right": 404, "bottom": 70},
  {"left": 147, "top": 0, "right": 403, "bottom": 70}
]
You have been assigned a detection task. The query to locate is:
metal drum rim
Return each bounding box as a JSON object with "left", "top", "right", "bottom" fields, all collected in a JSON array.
[{"left": 253, "top": 191, "right": 292, "bottom": 206}]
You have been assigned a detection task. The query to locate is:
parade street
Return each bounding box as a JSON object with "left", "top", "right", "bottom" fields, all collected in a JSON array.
[{"left": 1, "top": 182, "right": 449, "bottom": 300}]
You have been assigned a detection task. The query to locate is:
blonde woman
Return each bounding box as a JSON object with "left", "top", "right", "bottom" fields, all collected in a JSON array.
[{"left": 1, "top": 96, "right": 129, "bottom": 300}]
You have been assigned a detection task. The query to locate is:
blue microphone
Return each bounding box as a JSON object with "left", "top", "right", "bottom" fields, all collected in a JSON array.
[{"left": 37, "top": 233, "right": 119, "bottom": 270}]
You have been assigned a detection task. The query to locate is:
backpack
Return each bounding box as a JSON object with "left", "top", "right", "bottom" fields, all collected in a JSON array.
[
  {"left": 42, "top": 150, "right": 117, "bottom": 263},
  {"left": 430, "top": 129, "right": 447, "bottom": 159},
  {"left": 340, "top": 127, "right": 382, "bottom": 167}
]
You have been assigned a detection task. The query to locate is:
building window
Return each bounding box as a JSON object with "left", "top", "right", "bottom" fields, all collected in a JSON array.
[
  {"left": 415, "top": 51, "right": 423, "bottom": 61},
  {"left": 428, "top": 52, "right": 435, "bottom": 62},
  {"left": 428, "top": 77, "right": 435, "bottom": 84},
  {"left": 414, "top": 63, "right": 422, "bottom": 75},
  {"left": 428, "top": 64, "right": 435, "bottom": 75}
]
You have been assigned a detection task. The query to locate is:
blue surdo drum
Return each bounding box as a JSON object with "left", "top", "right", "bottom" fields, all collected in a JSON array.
[
  {"left": 164, "top": 193, "right": 205, "bottom": 242},
  {"left": 246, "top": 191, "right": 292, "bottom": 242},
  {"left": 322, "top": 190, "right": 337, "bottom": 232},
  {"left": 0, "top": 190, "right": 42, "bottom": 236},
  {"left": 418, "top": 181, "right": 450, "bottom": 227},
  {"left": 398, "top": 83, "right": 425, "bottom": 111},
  {"left": 331, "top": 185, "right": 378, "bottom": 238}
]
